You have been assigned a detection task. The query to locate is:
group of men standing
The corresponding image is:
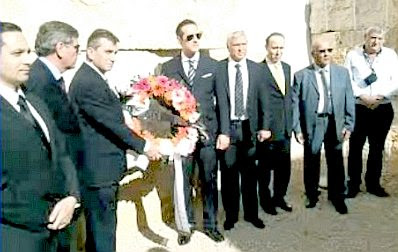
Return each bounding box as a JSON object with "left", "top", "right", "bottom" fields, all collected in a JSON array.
[{"left": 1, "top": 17, "right": 397, "bottom": 252}]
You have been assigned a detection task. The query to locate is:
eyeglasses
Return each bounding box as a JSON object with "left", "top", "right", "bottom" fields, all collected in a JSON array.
[
  {"left": 185, "top": 33, "right": 202, "bottom": 42},
  {"left": 318, "top": 48, "right": 333, "bottom": 54},
  {"left": 66, "top": 43, "right": 80, "bottom": 52}
]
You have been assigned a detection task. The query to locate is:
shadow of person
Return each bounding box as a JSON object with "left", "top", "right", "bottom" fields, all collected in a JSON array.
[{"left": 117, "top": 160, "right": 175, "bottom": 245}]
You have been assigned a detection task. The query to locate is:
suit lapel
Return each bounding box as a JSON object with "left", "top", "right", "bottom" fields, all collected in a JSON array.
[
  {"left": 174, "top": 56, "right": 190, "bottom": 86},
  {"left": 282, "top": 62, "right": 290, "bottom": 94},
  {"left": 308, "top": 65, "right": 319, "bottom": 95}
]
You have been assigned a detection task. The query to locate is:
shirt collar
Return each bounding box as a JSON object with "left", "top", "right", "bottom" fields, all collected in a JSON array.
[
  {"left": 85, "top": 60, "right": 108, "bottom": 81},
  {"left": 265, "top": 57, "right": 282, "bottom": 68},
  {"left": 314, "top": 63, "right": 330, "bottom": 73},
  {"left": 39, "top": 57, "right": 63, "bottom": 81},
  {"left": 228, "top": 57, "right": 247, "bottom": 69},
  {"left": 0, "top": 82, "right": 25, "bottom": 109},
  {"left": 181, "top": 52, "right": 200, "bottom": 63}
]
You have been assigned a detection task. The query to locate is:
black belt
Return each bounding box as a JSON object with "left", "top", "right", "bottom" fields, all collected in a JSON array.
[{"left": 317, "top": 113, "right": 330, "bottom": 118}]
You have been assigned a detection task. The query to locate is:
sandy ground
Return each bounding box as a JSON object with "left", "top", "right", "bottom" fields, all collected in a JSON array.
[{"left": 115, "top": 140, "right": 398, "bottom": 252}]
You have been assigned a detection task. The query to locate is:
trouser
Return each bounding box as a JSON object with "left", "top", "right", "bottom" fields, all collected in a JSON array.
[
  {"left": 257, "top": 138, "right": 291, "bottom": 205},
  {"left": 220, "top": 120, "right": 259, "bottom": 222},
  {"left": 83, "top": 185, "right": 118, "bottom": 252},
  {"left": 304, "top": 115, "right": 346, "bottom": 201},
  {"left": 348, "top": 103, "right": 394, "bottom": 190}
]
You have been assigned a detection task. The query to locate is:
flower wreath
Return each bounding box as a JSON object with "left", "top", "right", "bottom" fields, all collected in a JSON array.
[{"left": 123, "top": 75, "right": 201, "bottom": 156}]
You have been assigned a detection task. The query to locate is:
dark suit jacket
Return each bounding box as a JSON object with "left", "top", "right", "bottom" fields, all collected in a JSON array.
[
  {"left": 216, "top": 58, "right": 268, "bottom": 140},
  {"left": 24, "top": 59, "right": 83, "bottom": 170},
  {"left": 1, "top": 93, "right": 78, "bottom": 232},
  {"left": 292, "top": 63, "right": 355, "bottom": 144},
  {"left": 261, "top": 61, "right": 293, "bottom": 141},
  {"left": 69, "top": 62, "right": 145, "bottom": 187},
  {"left": 161, "top": 54, "right": 219, "bottom": 144}
]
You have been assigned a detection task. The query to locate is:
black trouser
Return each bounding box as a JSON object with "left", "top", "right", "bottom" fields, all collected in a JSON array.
[
  {"left": 182, "top": 144, "right": 218, "bottom": 230},
  {"left": 220, "top": 120, "right": 259, "bottom": 222},
  {"left": 348, "top": 103, "right": 394, "bottom": 190},
  {"left": 304, "top": 115, "right": 346, "bottom": 201},
  {"left": 257, "top": 138, "right": 291, "bottom": 205},
  {"left": 83, "top": 185, "right": 118, "bottom": 252},
  {"left": 1, "top": 224, "right": 56, "bottom": 252}
]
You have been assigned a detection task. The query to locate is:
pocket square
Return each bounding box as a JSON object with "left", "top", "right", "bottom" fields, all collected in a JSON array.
[{"left": 201, "top": 73, "right": 213, "bottom": 78}]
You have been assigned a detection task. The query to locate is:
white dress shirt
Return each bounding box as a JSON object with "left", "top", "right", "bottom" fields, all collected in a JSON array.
[
  {"left": 344, "top": 46, "right": 398, "bottom": 103},
  {"left": 181, "top": 52, "right": 200, "bottom": 77},
  {"left": 266, "top": 58, "right": 286, "bottom": 95},
  {"left": 228, "top": 58, "right": 249, "bottom": 120},
  {"left": 0, "top": 83, "right": 50, "bottom": 142},
  {"left": 313, "top": 64, "right": 331, "bottom": 114}
]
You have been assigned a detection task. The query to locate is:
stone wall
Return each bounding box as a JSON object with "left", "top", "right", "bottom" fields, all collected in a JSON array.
[{"left": 308, "top": 0, "right": 398, "bottom": 168}]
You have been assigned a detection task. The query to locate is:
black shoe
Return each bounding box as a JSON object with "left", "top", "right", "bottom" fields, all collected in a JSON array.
[
  {"left": 243, "top": 217, "right": 265, "bottom": 229},
  {"left": 367, "top": 187, "right": 390, "bottom": 197},
  {"left": 274, "top": 199, "right": 293, "bottom": 212},
  {"left": 261, "top": 203, "right": 277, "bottom": 215},
  {"left": 223, "top": 220, "right": 236, "bottom": 231},
  {"left": 305, "top": 198, "right": 318, "bottom": 208},
  {"left": 345, "top": 188, "right": 360, "bottom": 198},
  {"left": 331, "top": 200, "right": 348, "bottom": 214},
  {"left": 177, "top": 233, "right": 191, "bottom": 245},
  {"left": 204, "top": 228, "right": 224, "bottom": 242}
]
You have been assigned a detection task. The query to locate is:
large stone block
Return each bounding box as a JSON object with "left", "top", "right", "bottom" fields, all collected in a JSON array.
[{"left": 355, "top": 0, "right": 386, "bottom": 30}]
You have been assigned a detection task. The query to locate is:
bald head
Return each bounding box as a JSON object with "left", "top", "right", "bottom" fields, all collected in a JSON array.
[{"left": 311, "top": 37, "right": 334, "bottom": 68}]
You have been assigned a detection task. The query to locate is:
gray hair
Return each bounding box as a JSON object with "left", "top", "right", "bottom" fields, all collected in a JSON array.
[
  {"left": 364, "top": 26, "right": 384, "bottom": 38},
  {"left": 87, "top": 29, "right": 119, "bottom": 49},
  {"left": 35, "top": 21, "right": 78, "bottom": 57},
  {"left": 227, "top": 31, "right": 247, "bottom": 47}
]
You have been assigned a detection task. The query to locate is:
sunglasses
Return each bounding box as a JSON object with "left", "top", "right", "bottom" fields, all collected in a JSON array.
[
  {"left": 185, "top": 33, "right": 202, "bottom": 41},
  {"left": 318, "top": 48, "right": 333, "bottom": 53}
]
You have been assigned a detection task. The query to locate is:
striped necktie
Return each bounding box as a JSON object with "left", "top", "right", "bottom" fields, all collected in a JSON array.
[
  {"left": 235, "top": 63, "right": 245, "bottom": 117},
  {"left": 187, "top": 60, "right": 196, "bottom": 86}
]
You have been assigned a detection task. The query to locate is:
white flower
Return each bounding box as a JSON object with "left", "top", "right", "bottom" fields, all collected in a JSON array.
[{"left": 188, "top": 112, "right": 201, "bottom": 124}]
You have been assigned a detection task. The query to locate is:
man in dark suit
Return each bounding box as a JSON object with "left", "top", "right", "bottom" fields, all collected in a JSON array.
[
  {"left": 258, "top": 32, "right": 293, "bottom": 215},
  {"left": 161, "top": 19, "right": 224, "bottom": 244},
  {"left": 24, "top": 21, "right": 82, "bottom": 252},
  {"left": 1, "top": 22, "right": 79, "bottom": 252},
  {"left": 292, "top": 37, "right": 355, "bottom": 214},
  {"left": 217, "top": 31, "right": 268, "bottom": 231},
  {"left": 69, "top": 29, "right": 160, "bottom": 252}
]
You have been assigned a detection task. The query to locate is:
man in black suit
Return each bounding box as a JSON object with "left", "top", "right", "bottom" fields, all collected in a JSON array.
[
  {"left": 217, "top": 31, "right": 268, "bottom": 231},
  {"left": 161, "top": 19, "right": 224, "bottom": 244},
  {"left": 292, "top": 37, "right": 355, "bottom": 214},
  {"left": 258, "top": 33, "right": 293, "bottom": 215},
  {"left": 69, "top": 29, "right": 160, "bottom": 252},
  {"left": 24, "top": 21, "right": 82, "bottom": 252},
  {"left": 1, "top": 22, "right": 79, "bottom": 252}
]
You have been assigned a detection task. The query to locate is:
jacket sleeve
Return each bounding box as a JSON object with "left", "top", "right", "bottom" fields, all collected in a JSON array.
[
  {"left": 73, "top": 77, "right": 146, "bottom": 154},
  {"left": 343, "top": 68, "right": 356, "bottom": 132},
  {"left": 292, "top": 73, "right": 302, "bottom": 134},
  {"left": 215, "top": 64, "right": 230, "bottom": 135}
]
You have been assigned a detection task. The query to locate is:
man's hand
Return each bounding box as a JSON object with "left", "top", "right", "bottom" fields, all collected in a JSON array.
[
  {"left": 145, "top": 140, "right": 162, "bottom": 160},
  {"left": 216, "top": 134, "right": 230, "bottom": 150},
  {"left": 47, "top": 196, "right": 77, "bottom": 230},
  {"left": 257, "top": 130, "right": 271, "bottom": 142},
  {"left": 359, "top": 94, "right": 384, "bottom": 109},
  {"left": 295, "top": 132, "right": 305, "bottom": 144},
  {"left": 342, "top": 128, "right": 351, "bottom": 141}
]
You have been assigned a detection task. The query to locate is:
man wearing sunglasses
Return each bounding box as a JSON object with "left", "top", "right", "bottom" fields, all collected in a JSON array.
[
  {"left": 24, "top": 20, "right": 83, "bottom": 252},
  {"left": 161, "top": 19, "right": 225, "bottom": 245},
  {"left": 292, "top": 37, "right": 355, "bottom": 214}
]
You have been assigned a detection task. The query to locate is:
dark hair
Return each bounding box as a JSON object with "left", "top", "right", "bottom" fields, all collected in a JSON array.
[
  {"left": 0, "top": 22, "right": 22, "bottom": 48},
  {"left": 265, "top": 32, "right": 285, "bottom": 47},
  {"left": 176, "top": 19, "right": 197, "bottom": 38},
  {"left": 87, "top": 29, "right": 119, "bottom": 49},
  {"left": 34, "top": 21, "right": 78, "bottom": 57}
]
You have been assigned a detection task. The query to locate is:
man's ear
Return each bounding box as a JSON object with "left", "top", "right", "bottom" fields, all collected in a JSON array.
[
  {"left": 55, "top": 41, "right": 64, "bottom": 59},
  {"left": 86, "top": 47, "right": 94, "bottom": 61}
]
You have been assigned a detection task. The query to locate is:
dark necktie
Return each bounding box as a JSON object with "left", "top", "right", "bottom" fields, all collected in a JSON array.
[
  {"left": 235, "top": 63, "right": 245, "bottom": 117},
  {"left": 187, "top": 60, "right": 196, "bottom": 86},
  {"left": 18, "top": 95, "right": 38, "bottom": 127},
  {"left": 17, "top": 95, "right": 50, "bottom": 147},
  {"left": 58, "top": 77, "right": 66, "bottom": 92},
  {"left": 320, "top": 69, "right": 330, "bottom": 113}
]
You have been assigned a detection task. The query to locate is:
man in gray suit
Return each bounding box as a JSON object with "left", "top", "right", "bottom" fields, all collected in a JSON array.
[{"left": 292, "top": 37, "right": 355, "bottom": 214}]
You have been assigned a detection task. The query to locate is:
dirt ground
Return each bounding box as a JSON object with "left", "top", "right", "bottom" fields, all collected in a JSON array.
[{"left": 116, "top": 137, "right": 398, "bottom": 252}]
